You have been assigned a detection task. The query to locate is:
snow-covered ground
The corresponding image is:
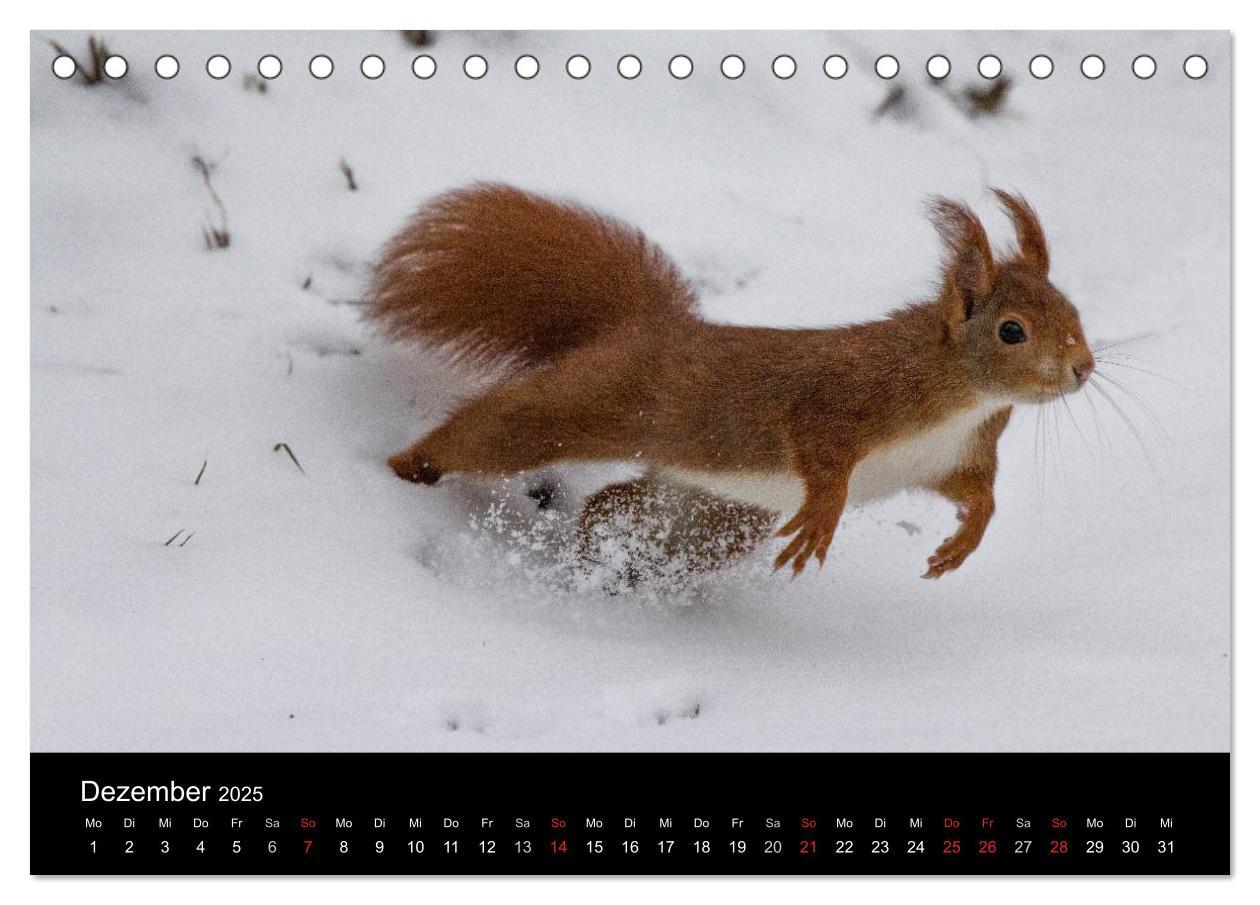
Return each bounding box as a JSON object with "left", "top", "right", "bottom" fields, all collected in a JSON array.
[{"left": 31, "top": 30, "right": 1230, "bottom": 752}]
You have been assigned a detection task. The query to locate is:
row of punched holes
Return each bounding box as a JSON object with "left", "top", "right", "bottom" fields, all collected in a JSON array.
[{"left": 52, "top": 52, "right": 1211, "bottom": 83}]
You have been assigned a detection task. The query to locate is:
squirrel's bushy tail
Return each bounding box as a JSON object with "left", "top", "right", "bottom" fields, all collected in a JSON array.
[{"left": 367, "top": 183, "right": 697, "bottom": 372}]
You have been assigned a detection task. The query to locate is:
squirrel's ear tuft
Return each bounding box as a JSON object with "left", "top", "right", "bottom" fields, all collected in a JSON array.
[
  {"left": 991, "top": 188, "right": 1049, "bottom": 276},
  {"left": 928, "top": 196, "right": 995, "bottom": 323}
]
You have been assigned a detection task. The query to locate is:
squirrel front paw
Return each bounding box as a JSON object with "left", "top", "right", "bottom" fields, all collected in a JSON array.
[
  {"left": 387, "top": 447, "right": 443, "bottom": 485},
  {"left": 922, "top": 531, "right": 982, "bottom": 578},
  {"left": 773, "top": 503, "right": 841, "bottom": 577}
]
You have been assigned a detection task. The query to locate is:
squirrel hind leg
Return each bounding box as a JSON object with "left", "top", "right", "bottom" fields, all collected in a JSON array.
[
  {"left": 388, "top": 445, "right": 444, "bottom": 484},
  {"left": 388, "top": 376, "right": 611, "bottom": 482}
]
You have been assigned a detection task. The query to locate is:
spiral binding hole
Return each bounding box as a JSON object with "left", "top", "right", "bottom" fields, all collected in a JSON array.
[
  {"left": 309, "top": 55, "right": 333, "bottom": 79},
  {"left": 103, "top": 55, "right": 128, "bottom": 79},
  {"left": 258, "top": 55, "right": 282, "bottom": 80},
  {"left": 1029, "top": 55, "right": 1054, "bottom": 79},
  {"left": 206, "top": 55, "right": 231, "bottom": 79},
  {"left": 566, "top": 55, "right": 590, "bottom": 79},
  {"left": 412, "top": 55, "right": 436, "bottom": 79},
  {"left": 52, "top": 54, "right": 76, "bottom": 79},
  {"left": 617, "top": 55, "right": 642, "bottom": 79},
  {"left": 875, "top": 55, "right": 899, "bottom": 79},
  {"left": 721, "top": 55, "right": 745, "bottom": 79},
  {"left": 1081, "top": 55, "right": 1105, "bottom": 79},
  {"left": 772, "top": 55, "right": 796, "bottom": 79},
  {"left": 515, "top": 55, "right": 539, "bottom": 79},
  {"left": 823, "top": 55, "right": 848, "bottom": 79},
  {"left": 155, "top": 55, "right": 180, "bottom": 79},
  {"left": 926, "top": 55, "right": 950, "bottom": 79},
  {"left": 978, "top": 55, "right": 1002, "bottom": 79},
  {"left": 1132, "top": 55, "right": 1156, "bottom": 80}
]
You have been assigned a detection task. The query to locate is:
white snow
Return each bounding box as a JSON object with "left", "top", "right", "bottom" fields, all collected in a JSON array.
[{"left": 31, "top": 30, "right": 1230, "bottom": 752}]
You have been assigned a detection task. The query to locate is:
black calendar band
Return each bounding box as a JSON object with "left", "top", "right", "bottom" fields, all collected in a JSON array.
[{"left": 30, "top": 752, "right": 1229, "bottom": 876}]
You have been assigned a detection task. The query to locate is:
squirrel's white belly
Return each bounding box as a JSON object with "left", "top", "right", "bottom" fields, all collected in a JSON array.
[{"left": 660, "top": 401, "right": 1004, "bottom": 515}]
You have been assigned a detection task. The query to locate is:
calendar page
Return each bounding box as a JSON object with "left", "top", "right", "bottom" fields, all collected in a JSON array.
[{"left": 29, "top": 29, "right": 1230, "bottom": 876}]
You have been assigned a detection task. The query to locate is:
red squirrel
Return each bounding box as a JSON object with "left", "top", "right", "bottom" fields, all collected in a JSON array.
[{"left": 368, "top": 184, "right": 1094, "bottom": 578}]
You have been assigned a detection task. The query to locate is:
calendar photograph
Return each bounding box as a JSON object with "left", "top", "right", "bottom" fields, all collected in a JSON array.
[{"left": 31, "top": 28, "right": 1229, "bottom": 770}]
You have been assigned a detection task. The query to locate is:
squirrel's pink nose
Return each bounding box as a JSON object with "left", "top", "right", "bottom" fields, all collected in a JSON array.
[{"left": 1072, "top": 361, "right": 1094, "bottom": 385}]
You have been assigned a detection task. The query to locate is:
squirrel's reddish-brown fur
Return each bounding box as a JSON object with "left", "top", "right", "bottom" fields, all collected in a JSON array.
[
  {"left": 367, "top": 183, "right": 1094, "bottom": 578},
  {"left": 369, "top": 184, "right": 697, "bottom": 373}
]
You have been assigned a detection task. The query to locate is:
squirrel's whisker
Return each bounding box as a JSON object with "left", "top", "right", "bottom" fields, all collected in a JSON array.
[
  {"left": 1049, "top": 395, "right": 1066, "bottom": 484},
  {"left": 1095, "top": 358, "right": 1188, "bottom": 391},
  {"left": 1090, "top": 330, "right": 1160, "bottom": 355},
  {"left": 1090, "top": 378, "right": 1166, "bottom": 486},
  {"left": 1092, "top": 370, "right": 1175, "bottom": 456},
  {"left": 1095, "top": 350, "right": 1162, "bottom": 366},
  {"left": 1080, "top": 383, "right": 1115, "bottom": 466},
  {"left": 1028, "top": 403, "right": 1039, "bottom": 495},
  {"left": 1057, "top": 389, "right": 1088, "bottom": 449},
  {"left": 1035, "top": 399, "right": 1048, "bottom": 504}
]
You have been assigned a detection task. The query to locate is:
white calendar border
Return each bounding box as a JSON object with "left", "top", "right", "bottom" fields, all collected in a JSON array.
[{"left": 2, "top": 1, "right": 1249, "bottom": 902}]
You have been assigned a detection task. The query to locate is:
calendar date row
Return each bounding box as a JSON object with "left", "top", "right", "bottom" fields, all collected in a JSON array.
[{"left": 84, "top": 834, "right": 1179, "bottom": 859}]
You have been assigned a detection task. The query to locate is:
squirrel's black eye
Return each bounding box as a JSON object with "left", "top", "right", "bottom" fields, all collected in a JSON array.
[{"left": 999, "top": 320, "right": 1027, "bottom": 344}]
